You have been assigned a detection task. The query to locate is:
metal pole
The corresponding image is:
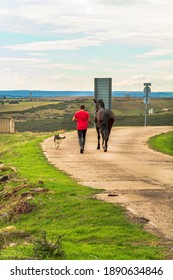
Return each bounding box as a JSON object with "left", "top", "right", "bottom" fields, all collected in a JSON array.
[
  {"left": 144, "top": 101, "right": 147, "bottom": 126},
  {"left": 144, "top": 90, "right": 148, "bottom": 126}
]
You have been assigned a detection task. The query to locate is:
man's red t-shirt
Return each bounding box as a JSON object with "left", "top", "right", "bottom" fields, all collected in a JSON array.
[{"left": 74, "top": 110, "right": 90, "bottom": 130}]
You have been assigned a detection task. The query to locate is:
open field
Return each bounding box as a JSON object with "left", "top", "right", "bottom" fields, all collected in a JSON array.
[
  {"left": 0, "top": 100, "right": 57, "bottom": 112},
  {"left": 0, "top": 97, "right": 173, "bottom": 132}
]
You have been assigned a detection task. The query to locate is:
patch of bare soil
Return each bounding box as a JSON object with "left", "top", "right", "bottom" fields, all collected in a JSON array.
[
  {"left": 0, "top": 166, "right": 51, "bottom": 250},
  {"left": 0, "top": 182, "right": 49, "bottom": 222},
  {"left": 42, "top": 126, "right": 173, "bottom": 258}
]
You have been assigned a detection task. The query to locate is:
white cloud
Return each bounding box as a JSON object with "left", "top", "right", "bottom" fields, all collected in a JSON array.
[
  {"left": 0, "top": 56, "right": 88, "bottom": 71},
  {"left": 1, "top": 0, "right": 173, "bottom": 47},
  {"left": 4, "top": 37, "right": 103, "bottom": 51},
  {"left": 114, "top": 74, "right": 148, "bottom": 88},
  {"left": 29, "top": 53, "right": 46, "bottom": 56},
  {"left": 96, "top": 0, "right": 173, "bottom": 7},
  {"left": 0, "top": 57, "right": 49, "bottom": 65},
  {"left": 135, "top": 49, "right": 173, "bottom": 58},
  {"left": 163, "top": 75, "right": 173, "bottom": 81}
]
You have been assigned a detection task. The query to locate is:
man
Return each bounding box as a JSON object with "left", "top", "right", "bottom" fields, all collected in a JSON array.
[{"left": 72, "top": 105, "right": 90, "bottom": 153}]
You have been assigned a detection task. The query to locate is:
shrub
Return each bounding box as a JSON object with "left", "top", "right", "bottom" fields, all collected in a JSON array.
[{"left": 33, "top": 231, "right": 65, "bottom": 260}]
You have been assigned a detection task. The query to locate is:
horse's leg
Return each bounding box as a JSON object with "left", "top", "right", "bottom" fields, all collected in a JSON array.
[
  {"left": 101, "top": 122, "right": 111, "bottom": 152},
  {"left": 104, "top": 125, "right": 113, "bottom": 152},
  {"left": 104, "top": 130, "right": 109, "bottom": 152},
  {"left": 100, "top": 127, "right": 107, "bottom": 151},
  {"left": 96, "top": 126, "right": 100, "bottom": 149},
  {"left": 102, "top": 112, "right": 110, "bottom": 152}
]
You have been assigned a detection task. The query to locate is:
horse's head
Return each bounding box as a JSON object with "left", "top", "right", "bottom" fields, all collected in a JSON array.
[{"left": 93, "top": 99, "right": 105, "bottom": 112}]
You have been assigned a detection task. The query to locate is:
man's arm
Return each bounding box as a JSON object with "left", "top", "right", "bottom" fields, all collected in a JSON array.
[
  {"left": 88, "top": 112, "right": 90, "bottom": 124},
  {"left": 72, "top": 115, "right": 77, "bottom": 122}
]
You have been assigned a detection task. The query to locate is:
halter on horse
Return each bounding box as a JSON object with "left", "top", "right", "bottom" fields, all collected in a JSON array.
[{"left": 94, "top": 99, "right": 115, "bottom": 152}]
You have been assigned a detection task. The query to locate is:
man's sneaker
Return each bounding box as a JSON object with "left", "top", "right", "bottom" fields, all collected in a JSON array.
[{"left": 80, "top": 148, "right": 83, "bottom": 154}]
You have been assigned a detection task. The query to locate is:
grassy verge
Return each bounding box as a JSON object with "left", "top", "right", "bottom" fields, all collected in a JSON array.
[
  {"left": 148, "top": 131, "right": 173, "bottom": 156},
  {"left": 0, "top": 133, "right": 168, "bottom": 259}
]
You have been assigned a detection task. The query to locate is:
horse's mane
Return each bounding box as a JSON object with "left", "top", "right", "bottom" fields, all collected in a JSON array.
[{"left": 98, "top": 99, "right": 105, "bottom": 109}]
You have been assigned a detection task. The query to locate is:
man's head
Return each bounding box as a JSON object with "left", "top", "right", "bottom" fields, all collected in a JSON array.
[{"left": 80, "top": 105, "right": 85, "bottom": 110}]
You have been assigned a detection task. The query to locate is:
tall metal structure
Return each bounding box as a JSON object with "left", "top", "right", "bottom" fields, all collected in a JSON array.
[
  {"left": 94, "top": 78, "right": 112, "bottom": 109},
  {"left": 143, "top": 83, "right": 151, "bottom": 126}
]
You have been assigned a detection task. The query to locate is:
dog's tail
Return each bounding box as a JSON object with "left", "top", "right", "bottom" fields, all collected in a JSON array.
[{"left": 54, "top": 134, "right": 66, "bottom": 142}]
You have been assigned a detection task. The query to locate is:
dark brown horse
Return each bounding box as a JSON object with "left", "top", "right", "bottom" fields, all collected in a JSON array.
[{"left": 94, "top": 99, "right": 115, "bottom": 152}]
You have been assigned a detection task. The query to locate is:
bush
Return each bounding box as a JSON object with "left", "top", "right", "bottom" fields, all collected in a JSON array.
[{"left": 33, "top": 231, "right": 65, "bottom": 260}]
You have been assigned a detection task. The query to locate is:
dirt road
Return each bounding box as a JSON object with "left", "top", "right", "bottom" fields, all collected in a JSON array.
[{"left": 42, "top": 126, "right": 173, "bottom": 241}]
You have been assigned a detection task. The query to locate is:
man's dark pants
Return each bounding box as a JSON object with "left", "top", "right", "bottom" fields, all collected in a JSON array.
[{"left": 77, "top": 129, "right": 87, "bottom": 151}]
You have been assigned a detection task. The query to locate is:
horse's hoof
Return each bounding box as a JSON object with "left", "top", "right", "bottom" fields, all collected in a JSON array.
[
  {"left": 104, "top": 149, "right": 107, "bottom": 152},
  {"left": 97, "top": 147, "right": 100, "bottom": 150}
]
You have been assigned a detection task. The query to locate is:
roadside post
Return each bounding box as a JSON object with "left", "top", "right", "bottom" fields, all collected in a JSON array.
[{"left": 143, "top": 83, "right": 151, "bottom": 126}]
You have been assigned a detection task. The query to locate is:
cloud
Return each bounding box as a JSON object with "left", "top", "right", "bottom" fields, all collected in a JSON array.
[
  {"left": 1, "top": 0, "right": 173, "bottom": 48},
  {"left": 115, "top": 74, "right": 147, "bottom": 88},
  {"left": 97, "top": 0, "right": 173, "bottom": 6},
  {"left": 0, "top": 57, "right": 49, "bottom": 66},
  {"left": 96, "top": 0, "right": 144, "bottom": 6},
  {"left": 29, "top": 53, "right": 46, "bottom": 56},
  {"left": 0, "top": 56, "right": 89, "bottom": 73},
  {"left": 4, "top": 37, "right": 103, "bottom": 51},
  {"left": 162, "top": 74, "right": 173, "bottom": 81},
  {"left": 135, "top": 49, "right": 173, "bottom": 58}
]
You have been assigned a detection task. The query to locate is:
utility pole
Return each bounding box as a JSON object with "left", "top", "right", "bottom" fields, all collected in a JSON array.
[{"left": 143, "top": 83, "right": 151, "bottom": 126}]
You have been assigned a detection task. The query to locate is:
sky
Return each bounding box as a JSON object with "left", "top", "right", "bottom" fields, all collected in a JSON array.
[{"left": 0, "top": 0, "right": 173, "bottom": 91}]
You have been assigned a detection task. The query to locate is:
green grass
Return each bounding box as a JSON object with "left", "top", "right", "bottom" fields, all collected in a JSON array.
[
  {"left": 0, "top": 133, "right": 168, "bottom": 259},
  {"left": 148, "top": 131, "right": 173, "bottom": 156}
]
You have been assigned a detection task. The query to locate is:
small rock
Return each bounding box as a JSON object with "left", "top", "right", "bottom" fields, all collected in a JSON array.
[
  {"left": 23, "top": 242, "right": 31, "bottom": 246},
  {"left": 108, "top": 193, "right": 118, "bottom": 197},
  {"left": 25, "top": 196, "right": 34, "bottom": 201},
  {"left": 20, "top": 192, "right": 31, "bottom": 198},
  {"left": 0, "top": 175, "right": 9, "bottom": 182},
  {"left": 9, "top": 243, "right": 17, "bottom": 247},
  {"left": 0, "top": 226, "right": 17, "bottom": 233}
]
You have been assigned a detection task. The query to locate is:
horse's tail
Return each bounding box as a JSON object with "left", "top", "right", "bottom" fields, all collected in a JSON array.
[
  {"left": 100, "top": 110, "right": 109, "bottom": 138},
  {"left": 107, "top": 109, "right": 115, "bottom": 134},
  {"left": 105, "top": 110, "right": 110, "bottom": 125}
]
